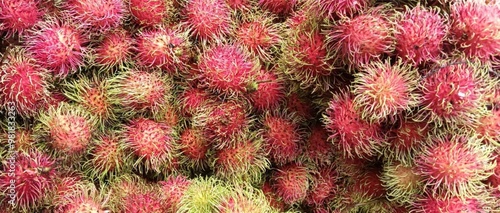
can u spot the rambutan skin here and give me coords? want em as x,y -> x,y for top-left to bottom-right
64,0 -> 125,33
185,0 -> 232,40
258,0 -> 297,15
245,68 -> 285,112
261,111 -> 303,164
316,0 -> 372,18
92,28 -> 135,70
272,163 -> 310,205
129,0 -> 174,27
159,175 -> 192,212
0,0 -> 44,37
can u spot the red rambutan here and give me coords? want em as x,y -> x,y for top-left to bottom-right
92,28 -> 135,70
258,0 -> 297,15
272,163 -> 310,205
411,194 -> 489,213
84,131 -> 128,180
245,68 -> 285,112
261,110 -> 303,164
383,118 -> 429,164
301,124 -> 336,166
185,0 -> 232,40
64,0 -> 125,33
305,167 -> 338,206
159,175 -> 192,212
178,127 -> 211,169
129,0 -> 175,27
316,0 -> 372,19
0,0 -> 44,37
179,87 -> 211,117
476,108 -> 500,146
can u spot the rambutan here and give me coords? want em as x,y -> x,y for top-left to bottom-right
178,177 -> 228,213
285,92 -> 314,119
351,169 -> 386,200
122,190 -> 165,213
212,133 -> 270,183
92,28 -> 135,70
394,4 -> 448,65
411,194 -> 490,213
0,48 -> 50,117
258,0 -> 297,15
383,117 -> 429,164
185,0 -> 231,40
305,167 -> 338,206
197,44 -> 259,97
63,0 -> 125,33
216,184 -> 273,213
84,131 -> 128,180
135,26 -> 192,73
261,110 -> 303,164
26,19 -> 86,78
178,127 -> 211,170
326,6 -> 394,70
52,180 -> 107,213
260,181 -> 286,212
476,108 -> 500,146
351,59 -> 420,123
226,0 -> 253,11
415,134 -> 495,199
381,161 -> 424,204
450,1 -> 500,61
272,163 -> 310,205
159,175 -> 192,212
245,68 -> 285,112
0,0 -> 44,37
129,0 -> 175,27
122,117 -> 178,174
316,0 -> 372,19
323,91 -> 385,158
301,124 -> 336,166
179,87 -> 211,117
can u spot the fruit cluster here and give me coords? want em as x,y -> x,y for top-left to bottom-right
0,0 -> 499,212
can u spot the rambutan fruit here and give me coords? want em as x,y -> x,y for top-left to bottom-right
92,28 -> 135,70
197,44 -> 259,97
315,0 -> 372,19
411,194 -> 491,213
216,184 -> 273,213
193,99 -> 251,148
179,87 -> 211,117
122,189 -> 165,213
351,59 -> 420,123
394,4 -> 448,65
107,68 -> 173,116
351,169 -> 386,200
226,0 -> 253,11
129,0 -> 175,27
285,91 -> 314,119
260,110 -> 303,165
301,124 -> 336,166
417,60 -> 494,128
63,0 -> 125,33
381,161 -> 424,204
272,163 -> 310,205
476,108 -> 500,146
450,1 -> 500,61
62,74 -> 115,129
486,152 -> 500,187
36,103 -> 97,156
260,181 -> 286,212
0,150 -> 56,212
233,13 -> 282,62
211,133 -> 270,183
0,0 -> 44,37
83,131 -> 129,181
52,179 -> 107,213
326,6 -> 394,71
135,26 -> 192,73
415,134 -> 495,199
159,175 -> 192,212
177,177 -> 229,213
122,117 -> 178,174
0,48 -> 50,117
323,91 -> 385,158
26,19 -> 86,78
0,127 -> 37,152
245,68 -> 285,112
305,167 -> 338,207
280,28 -> 334,93
178,127 -> 211,170
383,117 -> 429,164
185,0 -> 231,40
258,0 -> 297,15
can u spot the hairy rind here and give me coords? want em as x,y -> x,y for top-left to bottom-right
177,176 -> 229,213
381,161 -> 424,205
216,183 -> 274,213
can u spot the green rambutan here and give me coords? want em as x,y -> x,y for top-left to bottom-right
177,176 -> 229,213
216,184 -> 273,213
381,161 -> 424,204
261,110 -> 303,164
272,163 -> 310,205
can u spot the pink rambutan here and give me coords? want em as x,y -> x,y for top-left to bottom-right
129,0 -> 175,27
26,19 -> 86,78
123,117 -> 178,174
411,194 -> 488,213
261,110 -> 303,164
351,59 -> 420,123
394,4 -> 448,65
135,26 -> 192,73
327,7 -> 394,70
0,0 -> 44,37
261,181 -> 286,211
197,44 -> 259,97
245,68 -> 285,112
351,169 -> 386,200
93,28 -> 135,70
52,180 -> 107,213
0,150 -> 56,211
64,0 -> 125,33
226,0 -> 252,11
316,0 -> 372,19
323,91 -> 385,158
159,175 -> 192,212
84,132 -> 128,180
122,190 -> 165,213
383,118 -> 429,164
486,153 -> 500,187
415,135 -> 495,198
178,127 -> 211,169
306,167 -> 338,206
0,48 -> 50,117
381,161 -> 424,204
216,184 -> 273,212
272,163 -> 310,205
302,124 -> 336,166
285,92 -> 314,119
179,87 -> 211,117
185,0 -> 231,40
258,0 -> 297,15
476,108 -> 500,146
450,1 -> 500,61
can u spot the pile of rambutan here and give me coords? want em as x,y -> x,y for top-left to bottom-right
0,0 -> 499,212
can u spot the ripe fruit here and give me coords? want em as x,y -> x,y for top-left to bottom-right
129,0 -> 174,27
179,87 -> 211,117
64,0 -> 125,33
258,0 -> 297,15
159,175 -> 192,212
383,118 -> 429,164
178,177 -> 228,213
0,0 -> 44,37
261,111 -> 303,164
411,194 -> 489,213
305,167 -> 337,206
216,184 -> 273,212
272,163 -> 310,205
84,131 -> 128,180
475,108 -> 500,145
317,0 -> 371,18
245,68 -> 285,112
178,127 -> 211,170
92,28 -> 135,70
301,124 -> 335,166
381,161 -> 424,204
185,0 -> 231,40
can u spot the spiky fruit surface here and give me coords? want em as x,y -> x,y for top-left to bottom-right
0,49 -> 49,117
178,127 -> 210,169
384,118 -> 429,164
59,197 -> 105,213
281,29 -> 333,92
286,92 -> 313,119
352,59 -> 420,123
476,108 -> 500,145
323,91 -> 384,158
108,69 -> 171,115
53,180 -> 106,213
136,27 -> 192,73
216,184 -> 273,213
415,135 -> 495,199
84,132 -> 128,180
159,175 -> 192,212
37,103 -> 97,155
327,8 -> 394,70
123,117 -> 177,173
198,44 -> 258,96
351,169 -> 386,200
178,177 -> 228,213
122,190 -> 165,213
305,167 -> 337,206
0,0 -> 43,37
246,69 -> 285,112
381,161 -> 424,204
317,0 -> 371,18
226,0 -> 252,11
261,181 -> 286,211
26,20 -> 86,78
234,15 -> 281,62
394,4 -> 447,65
450,1 -> 500,61
258,0 -> 297,15
302,125 -> 335,166
411,195 -> 487,213
0,150 -> 56,211
64,0 -> 125,33
418,61 -> 493,127
93,29 -> 135,69
272,163 -> 310,205
212,134 -> 270,183
179,87 -> 211,117
185,0 -> 231,40
129,0 -> 174,27
261,111 -> 302,164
